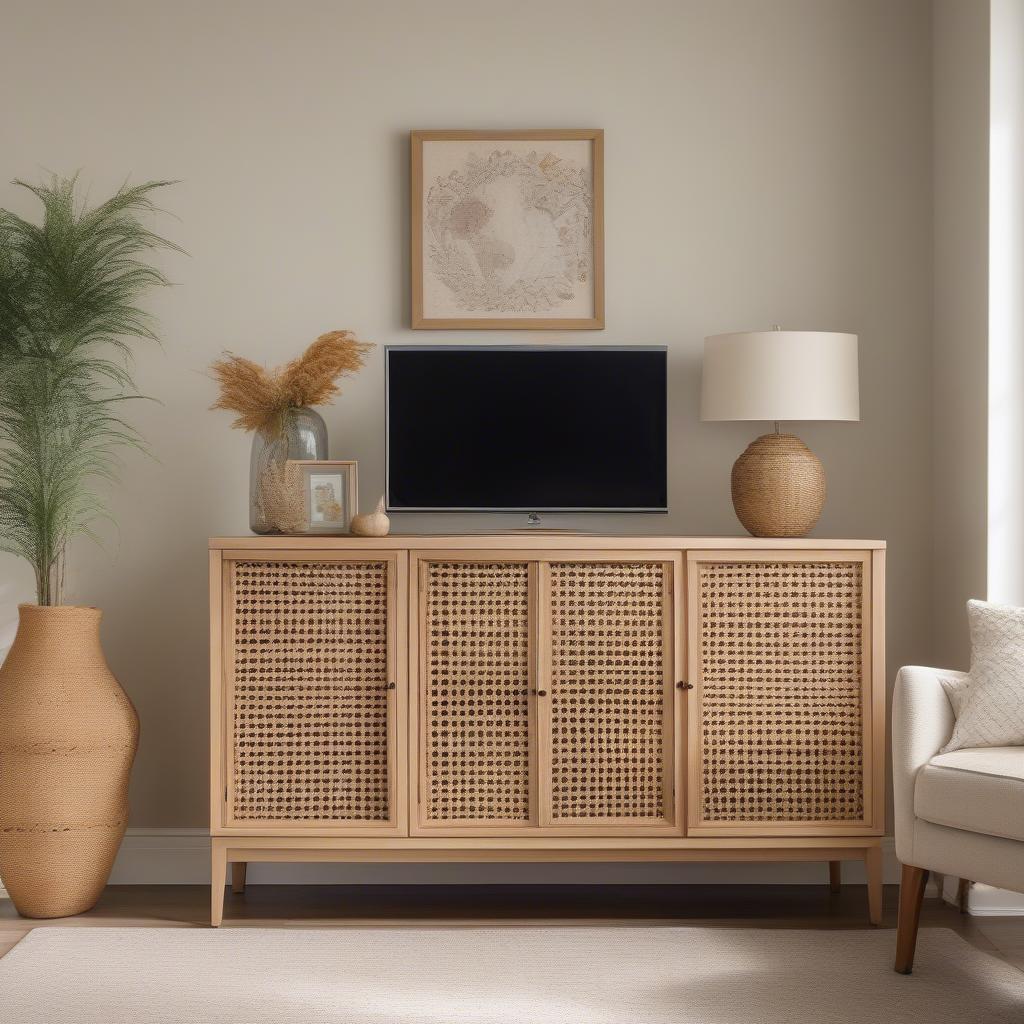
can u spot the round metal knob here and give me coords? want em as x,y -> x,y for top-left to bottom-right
676,681 -> 694,690
535,689 -> 547,697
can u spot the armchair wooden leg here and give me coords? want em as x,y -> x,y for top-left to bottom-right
231,862 -> 247,894
895,864 -> 929,974
828,860 -> 841,894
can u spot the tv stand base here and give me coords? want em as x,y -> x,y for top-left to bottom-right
210,836 -> 885,928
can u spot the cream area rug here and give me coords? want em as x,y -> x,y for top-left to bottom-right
0,926 -> 1021,1023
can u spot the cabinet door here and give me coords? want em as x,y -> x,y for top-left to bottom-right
687,551 -> 877,836
221,553 -> 405,834
417,558 -> 535,828
541,558 -> 679,830
412,551 -> 681,835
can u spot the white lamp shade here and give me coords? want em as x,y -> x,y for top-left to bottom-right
701,330 -> 859,422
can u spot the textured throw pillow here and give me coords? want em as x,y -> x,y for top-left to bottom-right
940,599 -> 1024,753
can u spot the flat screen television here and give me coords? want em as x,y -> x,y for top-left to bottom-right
386,346 -> 668,513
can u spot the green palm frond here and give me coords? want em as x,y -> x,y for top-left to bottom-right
0,175 -> 178,605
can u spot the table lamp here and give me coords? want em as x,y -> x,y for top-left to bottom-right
701,328 -> 859,537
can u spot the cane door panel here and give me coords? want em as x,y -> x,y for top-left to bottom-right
687,551 -> 874,836
417,558 -> 535,829
221,553 -> 406,835
542,559 -> 678,829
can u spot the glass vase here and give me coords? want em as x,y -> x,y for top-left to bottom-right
249,406 -> 328,534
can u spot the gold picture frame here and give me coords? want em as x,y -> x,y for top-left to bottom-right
287,460 -> 358,535
411,129 -> 605,330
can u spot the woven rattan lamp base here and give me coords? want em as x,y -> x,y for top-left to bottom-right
730,432 -> 825,537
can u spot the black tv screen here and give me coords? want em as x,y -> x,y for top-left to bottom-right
386,346 -> 667,512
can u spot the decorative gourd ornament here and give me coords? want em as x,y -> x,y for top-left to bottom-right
350,495 -> 391,537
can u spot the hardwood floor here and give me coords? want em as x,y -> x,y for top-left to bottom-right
1,884 -> 1022,972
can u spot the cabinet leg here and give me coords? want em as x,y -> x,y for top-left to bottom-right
895,864 -> 929,973
865,845 -> 883,926
211,844 -> 227,928
231,862 -> 247,894
828,860 -> 841,894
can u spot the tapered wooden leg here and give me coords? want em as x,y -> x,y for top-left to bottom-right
828,860 -> 841,894
956,877 -> 970,914
211,844 -> 227,928
231,862 -> 247,894
895,864 -> 929,973
865,845 -> 883,925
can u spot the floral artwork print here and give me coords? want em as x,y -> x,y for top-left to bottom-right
422,144 -> 594,317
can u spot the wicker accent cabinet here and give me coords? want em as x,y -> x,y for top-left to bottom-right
209,535 -> 885,926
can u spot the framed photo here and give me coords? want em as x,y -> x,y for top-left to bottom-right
411,129 -> 604,330
287,460 -> 358,534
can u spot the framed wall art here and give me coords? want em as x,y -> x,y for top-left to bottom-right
286,460 -> 358,534
411,129 -> 604,330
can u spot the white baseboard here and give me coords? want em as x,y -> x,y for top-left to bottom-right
941,876 -> 1024,916
98,829 -> 902,886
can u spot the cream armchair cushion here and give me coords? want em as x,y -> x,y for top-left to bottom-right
914,747 -> 1024,843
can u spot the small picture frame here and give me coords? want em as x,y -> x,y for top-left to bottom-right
288,460 -> 358,534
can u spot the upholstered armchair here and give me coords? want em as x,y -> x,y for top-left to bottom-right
892,666 -> 1024,973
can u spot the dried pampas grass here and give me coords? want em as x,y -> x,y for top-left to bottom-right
210,330 -> 373,436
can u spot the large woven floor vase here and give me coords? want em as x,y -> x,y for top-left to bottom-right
0,605 -> 139,918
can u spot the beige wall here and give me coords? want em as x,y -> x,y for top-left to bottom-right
2,0 -> 934,829
931,0 -> 989,670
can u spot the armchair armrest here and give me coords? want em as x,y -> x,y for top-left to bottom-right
892,665 -> 961,865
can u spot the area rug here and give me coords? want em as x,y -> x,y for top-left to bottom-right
0,926 -> 1020,1023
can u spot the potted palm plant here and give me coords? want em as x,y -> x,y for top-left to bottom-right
0,176 -> 177,918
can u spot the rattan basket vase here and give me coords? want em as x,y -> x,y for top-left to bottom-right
0,605 -> 139,918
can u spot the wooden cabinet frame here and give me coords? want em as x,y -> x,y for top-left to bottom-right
209,536 -> 886,928
407,550 -> 684,837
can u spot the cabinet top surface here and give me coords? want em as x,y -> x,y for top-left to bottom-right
210,534 -> 886,551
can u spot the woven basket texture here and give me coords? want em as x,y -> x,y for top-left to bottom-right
0,605 -> 138,918
423,561 -> 532,823
549,561 -> 668,821
731,433 -> 825,537
230,560 -> 390,823
696,560 -> 864,823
